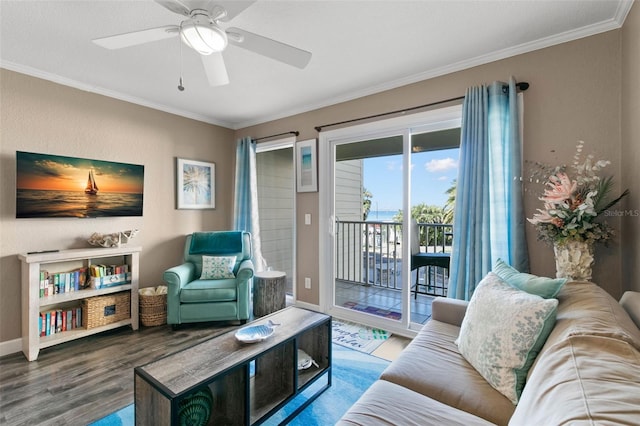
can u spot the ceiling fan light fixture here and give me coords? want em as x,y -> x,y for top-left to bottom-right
180,14 -> 227,55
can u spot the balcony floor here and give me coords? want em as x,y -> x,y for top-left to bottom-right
335,279 -> 437,324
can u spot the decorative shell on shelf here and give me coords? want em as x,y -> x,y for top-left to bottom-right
88,229 -> 139,248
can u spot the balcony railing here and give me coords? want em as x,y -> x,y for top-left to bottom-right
335,219 -> 452,296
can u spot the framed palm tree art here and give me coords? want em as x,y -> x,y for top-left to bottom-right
176,158 -> 215,209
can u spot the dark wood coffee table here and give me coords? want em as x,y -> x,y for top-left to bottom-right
134,307 -> 331,425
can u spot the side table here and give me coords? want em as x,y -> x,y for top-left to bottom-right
253,270 -> 286,317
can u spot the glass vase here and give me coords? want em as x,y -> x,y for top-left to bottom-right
553,240 -> 594,281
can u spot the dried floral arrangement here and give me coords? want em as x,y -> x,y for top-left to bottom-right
527,141 -> 628,246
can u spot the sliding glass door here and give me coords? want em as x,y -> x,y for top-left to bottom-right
332,132 -> 405,325
319,106 -> 461,333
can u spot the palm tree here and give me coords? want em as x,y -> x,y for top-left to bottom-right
362,187 -> 373,220
183,165 -> 211,204
443,179 -> 457,224
393,204 -> 446,247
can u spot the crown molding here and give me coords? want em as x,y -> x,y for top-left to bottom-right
235,8 -> 632,129
615,0 -> 636,23
0,61 -> 235,129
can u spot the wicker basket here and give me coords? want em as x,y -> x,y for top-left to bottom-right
82,291 -> 131,330
139,293 -> 167,326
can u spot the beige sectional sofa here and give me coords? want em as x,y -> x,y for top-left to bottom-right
338,281 -> 640,425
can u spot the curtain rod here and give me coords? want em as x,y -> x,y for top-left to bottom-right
252,131 -> 299,142
314,81 -> 529,132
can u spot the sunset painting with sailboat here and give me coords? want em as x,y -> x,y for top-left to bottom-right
16,151 -> 144,218
85,169 -> 99,195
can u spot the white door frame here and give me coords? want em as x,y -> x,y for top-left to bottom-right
256,136 -> 297,301
319,106 -> 462,336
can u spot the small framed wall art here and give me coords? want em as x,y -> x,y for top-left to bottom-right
176,158 -> 215,209
296,139 -> 318,192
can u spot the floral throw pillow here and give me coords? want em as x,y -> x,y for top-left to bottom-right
200,256 -> 236,279
456,272 -> 558,404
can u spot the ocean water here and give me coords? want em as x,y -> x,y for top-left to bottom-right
366,210 -> 400,222
16,189 -> 143,218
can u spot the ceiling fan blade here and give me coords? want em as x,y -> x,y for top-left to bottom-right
201,52 -> 230,86
156,0 -> 255,20
154,0 -> 191,17
93,26 -> 179,50
214,1 -> 257,21
226,27 -> 311,69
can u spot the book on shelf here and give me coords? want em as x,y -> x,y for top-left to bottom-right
56,309 -> 63,333
89,272 -> 132,289
39,268 -> 87,297
39,264 -> 132,298
39,271 -> 49,298
39,307 -> 83,336
89,264 -> 129,278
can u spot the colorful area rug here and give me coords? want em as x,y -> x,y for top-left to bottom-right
332,318 -> 391,354
90,344 -> 389,426
342,301 -> 402,321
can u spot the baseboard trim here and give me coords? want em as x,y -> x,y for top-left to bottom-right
293,300 -> 321,313
0,338 -> 22,358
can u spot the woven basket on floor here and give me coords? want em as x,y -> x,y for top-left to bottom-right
83,291 -> 131,329
139,293 -> 167,326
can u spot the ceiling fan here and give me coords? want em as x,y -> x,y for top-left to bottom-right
92,0 -> 312,87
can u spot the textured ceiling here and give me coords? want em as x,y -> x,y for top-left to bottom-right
0,0 -> 633,129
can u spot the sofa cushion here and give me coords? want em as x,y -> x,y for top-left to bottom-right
381,319 -> 514,425
180,279 -> 237,303
337,379 -> 496,426
510,334 -> 640,426
200,255 -> 236,279
180,302 -> 238,321
538,282 -> 640,357
456,272 -> 558,404
493,258 -> 566,298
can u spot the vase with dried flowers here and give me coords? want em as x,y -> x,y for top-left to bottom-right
527,141 -> 629,281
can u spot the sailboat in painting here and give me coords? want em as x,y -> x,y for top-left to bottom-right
85,169 -> 98,195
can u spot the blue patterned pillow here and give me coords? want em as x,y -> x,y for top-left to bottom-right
200,256 -> 236,279
493,258 -> 567,299
456,272 -> 558,404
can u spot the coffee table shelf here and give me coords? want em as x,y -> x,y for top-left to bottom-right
134,307 -> 331,425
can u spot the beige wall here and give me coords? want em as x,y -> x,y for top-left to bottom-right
239,29 -> 629,304
0,70 -> 235,343
622,3 -> 640,292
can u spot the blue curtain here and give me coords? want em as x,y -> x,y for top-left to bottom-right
234,137 -> 266,271
448,78 -> 529,300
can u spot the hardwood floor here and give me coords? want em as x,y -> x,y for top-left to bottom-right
0,322 -> 239,425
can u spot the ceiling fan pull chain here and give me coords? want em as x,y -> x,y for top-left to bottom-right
178,29 -> 185,91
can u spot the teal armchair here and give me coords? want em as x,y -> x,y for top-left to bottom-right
163,231 -> 254,326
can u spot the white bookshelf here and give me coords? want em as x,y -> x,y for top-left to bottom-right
19,246 -> 141,361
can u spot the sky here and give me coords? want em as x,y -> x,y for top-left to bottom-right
16,151 -> 144,193
363,148 -> 459,212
